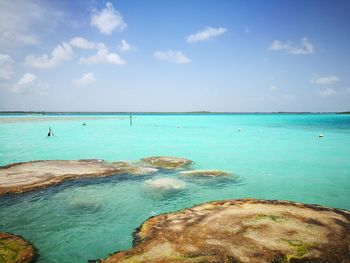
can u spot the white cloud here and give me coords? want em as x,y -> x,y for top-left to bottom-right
70,37 -> 105,50
154,50 -> 191,64
0,1 -> 42,48
310,75 -> 340,85
187,27 -> 227,43
25,42 -> 74,69
79,47 -> 125,65
318,88 -> 336,98
0,32 -> 38,48
0,54 -> 15,80
269,85 -> 278,91
269,37 -> 315,55
11,73 -> 48,94
73,72 -> 96,86
70,37 -> 125,65
0,1 -> 68,49
118,39 -> 135,52
91,2 -> 127,35
311,75 -> 339,98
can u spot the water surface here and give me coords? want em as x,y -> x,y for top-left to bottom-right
0,114 -> 349,262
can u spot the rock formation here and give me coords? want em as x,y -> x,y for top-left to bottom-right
141,156 -> 192,169
0,232 -> 36,263
0,159 -> 157,195
102,199 -> 350,263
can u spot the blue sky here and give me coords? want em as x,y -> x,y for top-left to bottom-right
0,0 -> 349,112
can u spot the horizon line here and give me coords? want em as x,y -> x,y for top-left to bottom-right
0,111 -> 349,114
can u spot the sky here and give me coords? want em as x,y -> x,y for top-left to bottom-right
0,0 -> 349,112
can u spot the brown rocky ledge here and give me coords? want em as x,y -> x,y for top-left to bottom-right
141,156 -> 192,169
0,159 -> 158,195
0,232 -> 36,263
102,199 -> 350,263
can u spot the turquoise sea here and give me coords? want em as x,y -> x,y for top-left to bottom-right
0,113 -> 349,262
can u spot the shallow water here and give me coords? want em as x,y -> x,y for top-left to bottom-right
0,114 -> 349,262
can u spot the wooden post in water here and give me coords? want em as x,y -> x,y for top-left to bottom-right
130,115 -> 133,126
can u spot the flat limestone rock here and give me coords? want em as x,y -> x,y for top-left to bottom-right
180,169 -> 231,177
0,160 -> 157,195
141,156 -> 192,169
0,232 -> 36,263
102,199 -> 350,263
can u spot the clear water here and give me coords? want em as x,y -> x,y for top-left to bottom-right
0,114 -> 349,262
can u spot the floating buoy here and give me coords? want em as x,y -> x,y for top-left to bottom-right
238,128 -> 242,132
319,134 -> 324,138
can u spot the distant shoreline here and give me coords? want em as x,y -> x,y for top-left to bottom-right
0,111 -> 349,115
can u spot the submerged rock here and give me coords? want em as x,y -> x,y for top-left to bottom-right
141,156 -> 192,169
67,199 -> 103,214
0,232 -> 36,263
180,169 -> 231,177
0,159 -> 157,195
112,161 -> 158,175
145,178 -> 186,191
101,199 -> 350,263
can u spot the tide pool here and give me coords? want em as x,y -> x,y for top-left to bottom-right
0,114 -> 349,262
